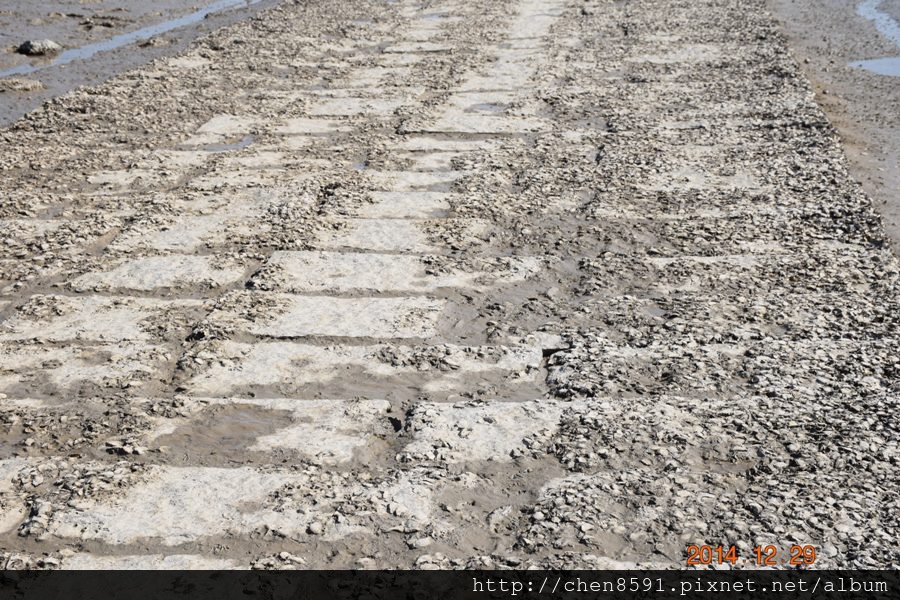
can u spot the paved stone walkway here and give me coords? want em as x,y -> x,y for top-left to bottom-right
0,0 -> 898,569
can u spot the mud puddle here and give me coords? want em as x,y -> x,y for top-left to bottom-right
0,0 -> 278,126
850,0 -> 900,75
851,55 -> 900,75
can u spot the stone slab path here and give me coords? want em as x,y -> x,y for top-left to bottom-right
0,0 -> 898,569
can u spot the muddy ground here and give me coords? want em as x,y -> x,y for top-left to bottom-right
0,0 -> 898,570
772,0 -> 900,251
0,0 -> 276,125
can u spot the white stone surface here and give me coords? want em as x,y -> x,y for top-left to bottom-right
110,204 -> 263,252
0,343 -> 168,391
152,150 -> 210,169
254,251 -> 466,293
424,111 -> 546,134
383,42 -> 452,53
215,294 -> 444,339
276,117 -> 351,134
255,251 -> 541,293
196,115 -> 258,135
359,192 -> 452,218
186,341 -> 543,395
183,115 -> 258,146
0,296 -> 202,343
47,467 -> 308,545
62,554 -> 243,570
308,97 -> 406,117
48,466 -> 433,545
367,170 -> 462,190
71,255 -> 246,292
403,152 -> 461,171
318,218 -> 435,253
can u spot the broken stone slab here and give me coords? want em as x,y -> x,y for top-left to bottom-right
165,54 -> 211,70
0,342 -> 170,394
367,170 -> 463,191
182,114 -> 258,146
253,251 -> 468,293
396,137 -> 502,153
70,255 -> 247,292
0,295 -> 205,343
61,554 -> 243,570
0,458 -> 29,534
307,97 -> 406,117
359,192 -> 453,218
382,41 -> 452,53
150,149 -> 211,169
402,152 -> 461,172
185,340 -> 542,397
275,117 -> 352,135
47,466 -> 435,545
109,206 -> 264,252
207,292 -> 444,339
316,218 -> 435,253
420,111 -> 547,134
251,251 -> 540,294
0,218 -> 66,242
445,90 -> 521,110
46,467 -> 319,546
505,0 -> 566,40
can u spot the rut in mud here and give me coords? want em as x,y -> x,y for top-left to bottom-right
0,0 -> 898,569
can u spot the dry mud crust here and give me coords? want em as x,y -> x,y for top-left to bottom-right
0,0 -> 899,571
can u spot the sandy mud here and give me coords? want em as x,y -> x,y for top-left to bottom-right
772,0 -> 900,251
0,0 -> 898,570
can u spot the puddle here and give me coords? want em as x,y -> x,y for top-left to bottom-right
470,102 -> 508,114
850,0 -> 900,76
850,55 -> 900,76
200,134 -> 255,153
0,0 -> 264,79
857,0 -> 900,46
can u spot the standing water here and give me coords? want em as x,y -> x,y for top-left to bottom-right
0,0 -> 263,79
851,0 -> 900,76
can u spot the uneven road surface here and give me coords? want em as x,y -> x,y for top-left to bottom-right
0,0 -> 898,569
